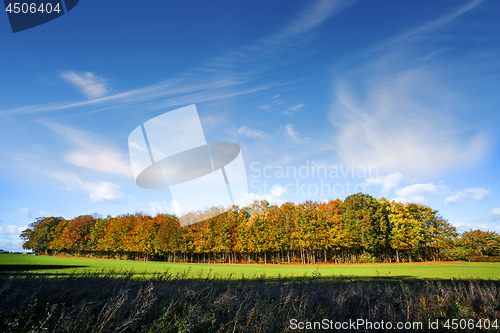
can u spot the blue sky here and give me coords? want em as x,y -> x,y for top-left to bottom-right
1,0 -> 499,251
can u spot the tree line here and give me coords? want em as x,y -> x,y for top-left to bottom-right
20,193 -> 500,264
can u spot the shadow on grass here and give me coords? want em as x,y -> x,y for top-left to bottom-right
234,273 -> 500,285
1,266 -> 499,283
0,264 -> 88,276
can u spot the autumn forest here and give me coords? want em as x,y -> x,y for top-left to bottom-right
20,193 -> 500,264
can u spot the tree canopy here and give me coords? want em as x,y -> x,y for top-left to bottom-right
20,194 -> 496,263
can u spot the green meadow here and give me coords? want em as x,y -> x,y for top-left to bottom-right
2,254 -> 500,280
3,254 -> 500,332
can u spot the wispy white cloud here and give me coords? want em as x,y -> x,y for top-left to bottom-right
385,0 -> 483,46
445,188 -> 491,205
202,114 -> 224,125
52,173 -> 124,202
290,104 -> 304,111
41,121 -> 131,177
364,171 -> 404,192
236,184 -> 285,207
65,150 -> 130,177
258,98 -> 285,113
60,71 -> 108,99
329,1 -> 489,176
225,125 -> 270,139
396,183 -> 438,198
0,225 -> 27,235
1,77 -> 282,117
452,221 -> 497,233
330,69 -> 489,175
284,124 -> 300,144
487,208 -> 500,222
283,104 -> 304,117
0,237 -> 25,252
267,0 -> 356,45
282,123 -> 310,145
393,183 -> 438,204
18,208 -> 31,218
149,200 -> 182,217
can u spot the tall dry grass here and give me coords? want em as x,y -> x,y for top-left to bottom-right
1,271 -> 499,332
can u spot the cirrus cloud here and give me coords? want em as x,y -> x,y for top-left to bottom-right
60,71 -> 108,99
41,121 -> 132,178
329,0 -> 490,177
445,188 -> 491,205
17,208 -> 31,218
52,173 -> 124,202
487,208 -> 500,222
393,183 -> 438,204
225,125 -> 270,139
364,171 -> 405,193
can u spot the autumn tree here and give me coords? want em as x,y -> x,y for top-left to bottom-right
459,230 -> 500,257
418,206 -> 456,261
60,215 -> 96,254
388,202 -> 424,262
21,216 -> 65,254
154,214 -> 180,260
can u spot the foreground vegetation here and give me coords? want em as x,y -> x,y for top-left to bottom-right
21,194 -> 500,265
2,256 -> 500,331
1,270 -> 499,332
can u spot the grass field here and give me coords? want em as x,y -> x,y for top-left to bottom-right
2,253 -> 500,280
2,254 -> 500,332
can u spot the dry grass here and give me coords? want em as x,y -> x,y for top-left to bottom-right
1,271 -> 499,332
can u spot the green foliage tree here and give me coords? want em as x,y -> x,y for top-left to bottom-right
21,216 -> 65,254
459,229 -> 500,257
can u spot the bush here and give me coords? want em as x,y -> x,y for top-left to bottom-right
442,247 -> 471,261
2,272 -> 499,332
471,256 -> 500,262
358,252 -> 378,263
